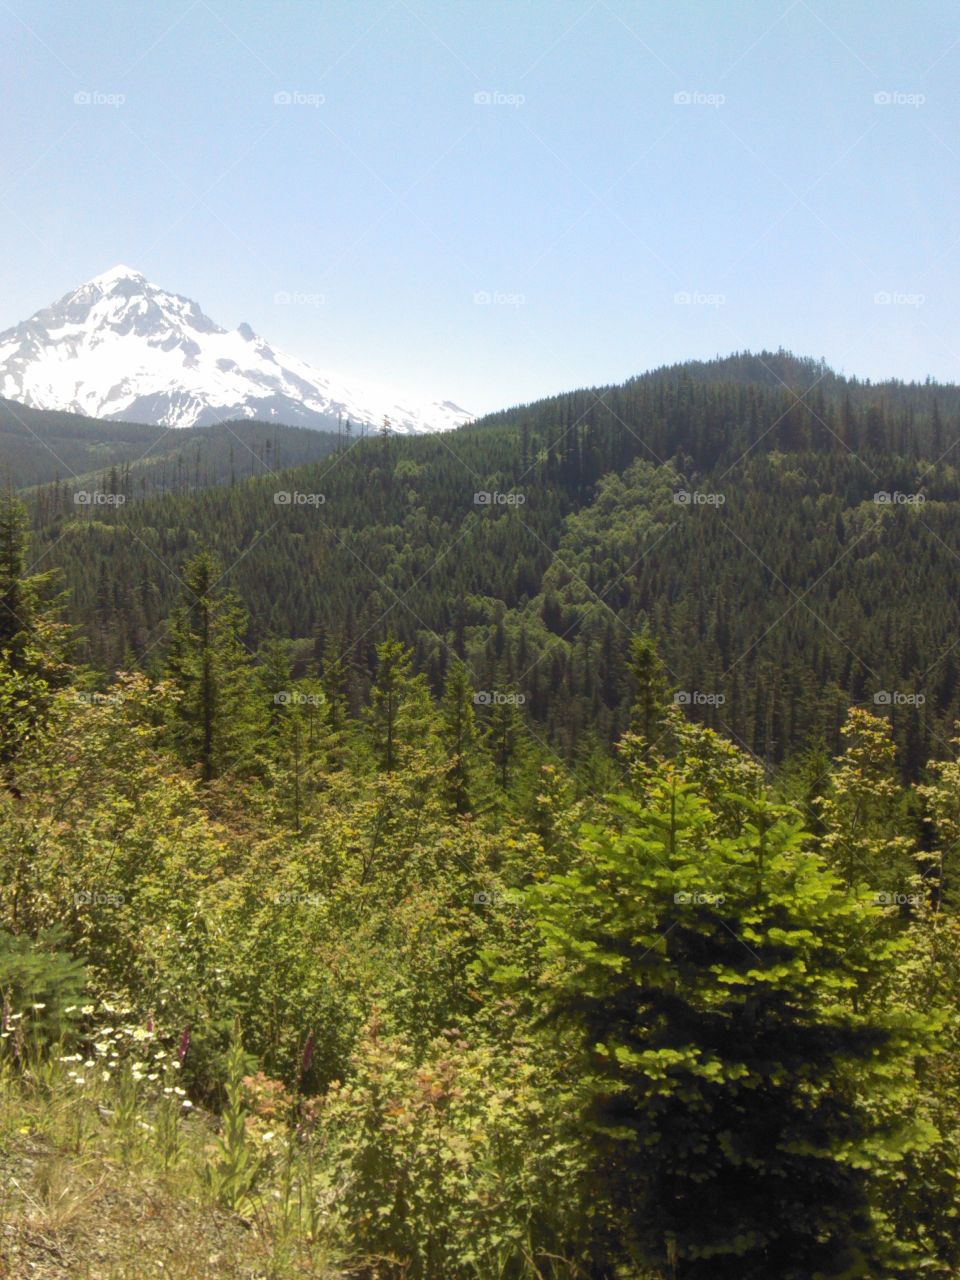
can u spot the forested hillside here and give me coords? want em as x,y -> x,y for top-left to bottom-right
1,467 -> 959,1276
0,397 -> 340,490
23,351 -> 960,775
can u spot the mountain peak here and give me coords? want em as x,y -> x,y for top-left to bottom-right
85,264 -> 149,291
0,270 -> 472,434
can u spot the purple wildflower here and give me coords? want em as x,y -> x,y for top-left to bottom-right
301,1030 -> 315,1080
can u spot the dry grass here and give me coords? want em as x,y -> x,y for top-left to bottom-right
0,1069 -> 342,1280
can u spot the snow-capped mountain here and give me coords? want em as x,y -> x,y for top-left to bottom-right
0,266 -> 472,434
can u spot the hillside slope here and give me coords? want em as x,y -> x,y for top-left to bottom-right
25,351 -> 960,772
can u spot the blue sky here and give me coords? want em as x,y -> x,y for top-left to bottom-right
2,0 -> 959,415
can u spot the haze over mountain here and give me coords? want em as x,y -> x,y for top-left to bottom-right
0,267 -> 472,434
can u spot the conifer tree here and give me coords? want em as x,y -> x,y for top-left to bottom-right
485,686 -> 523,793
320,634 -> 350,734
439,661 -> 483,814
164,551 -> 258,780
627,624 -> 672,756
367,638 -> 434,772
526,774 -> 933,1278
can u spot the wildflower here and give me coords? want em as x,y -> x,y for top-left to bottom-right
262,1130 -> 276,1142
31,1002 -> 46,1011
181,1100 -> 193,1109
176,1026 -> 190,1064
2,998 -> 10,1032
301,1030 -> 316,1080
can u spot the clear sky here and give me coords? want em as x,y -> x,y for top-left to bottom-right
2,0 -> 959,415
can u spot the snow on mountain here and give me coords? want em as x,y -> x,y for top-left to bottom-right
0,267 -> 473,434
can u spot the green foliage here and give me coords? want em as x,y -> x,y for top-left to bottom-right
164,550 -> 260,780
0,489 -> 72,767
0,927 -> 86,1050
525,775 -> 936,1278
627,624 -> 673,758
316,1020 -> 589,1278
203,1023 -> 265,1216
1,426 -> 959,1274
26,355 -> 960,775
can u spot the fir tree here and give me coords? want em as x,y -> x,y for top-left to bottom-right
526,775 -> 934,1278
164,551 -> 258,780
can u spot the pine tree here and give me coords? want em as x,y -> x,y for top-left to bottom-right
367,638 -> 434,772
526,774 -> 934,1278
164,551 -> 258,780
623,624 -> 673,765
439,661 -> 483,814
485,688 -> 523,792
320,634 -> 349,735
